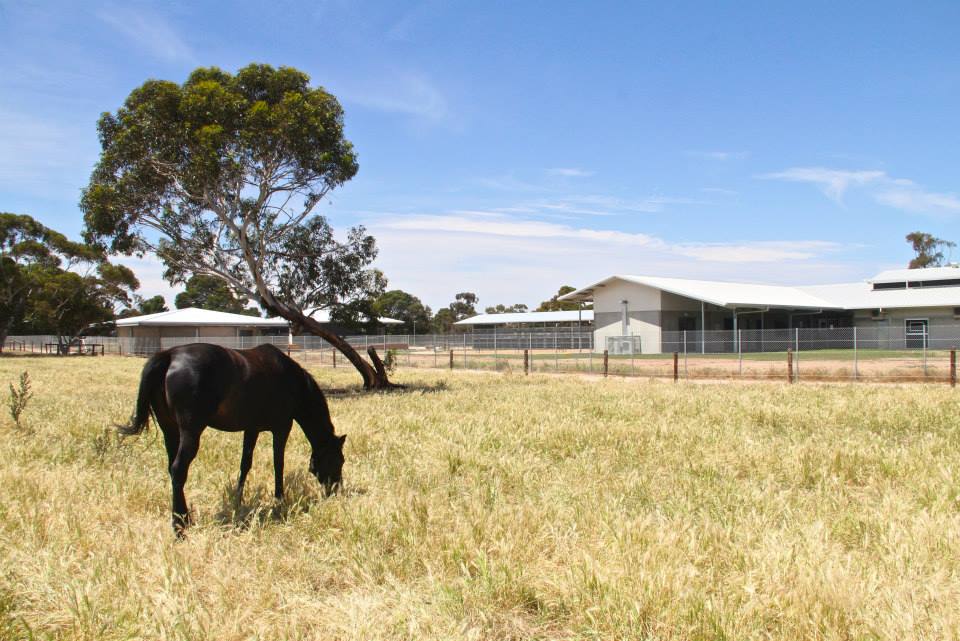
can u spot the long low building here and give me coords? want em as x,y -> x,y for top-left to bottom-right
560,267 -> 960,353
454,309 -> 594,329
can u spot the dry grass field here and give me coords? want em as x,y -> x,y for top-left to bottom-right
2,355 -> 960,640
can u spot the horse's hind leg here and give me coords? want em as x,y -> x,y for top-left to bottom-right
169,426 -> 204,536
236,430 -> 259,506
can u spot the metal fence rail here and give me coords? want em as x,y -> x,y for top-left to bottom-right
4,327 -> 960,384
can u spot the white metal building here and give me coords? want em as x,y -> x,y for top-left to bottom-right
560,267 -> 960,353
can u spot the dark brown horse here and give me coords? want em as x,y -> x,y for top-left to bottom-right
121,343 -> 345,534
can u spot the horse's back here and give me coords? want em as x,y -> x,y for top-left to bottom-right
160,343 -> 302,431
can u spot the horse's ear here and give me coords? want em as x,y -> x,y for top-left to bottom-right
338,434 -> 347,444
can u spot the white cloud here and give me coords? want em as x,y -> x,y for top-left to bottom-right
96,6 -> 194,63
874,188 -> 960,215
762,166 -> 960,216
759,167 -> 886,203
368,212 -> 847,309
546,168 -> 595,177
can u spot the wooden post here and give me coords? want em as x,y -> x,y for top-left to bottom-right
787,348 -> 794,384
449,349 -> 454,370
951,349 -> 956,388
524,349 -> 529,375
332,350 -> 336,368
673,351 -> 679,382
603,350 -> 609,377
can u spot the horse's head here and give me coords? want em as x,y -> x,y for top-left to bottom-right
309,434 -> 346,493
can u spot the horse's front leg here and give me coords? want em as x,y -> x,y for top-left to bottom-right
236,429 -> 259,507
170,427 -> 203,536
272,426 -> 291,500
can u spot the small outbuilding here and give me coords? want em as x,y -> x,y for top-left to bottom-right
115,307 -> 289,353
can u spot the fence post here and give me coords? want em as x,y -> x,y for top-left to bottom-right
853,327 -> 858,381
683,330 -> 688,379
673,351 -> 678,382
951,349 -> 956,388
449,349 -> 454,370
603,350 -> 609,377
787,348 -> 794,383
738,329 -> 742,377
524,349 -> 529,375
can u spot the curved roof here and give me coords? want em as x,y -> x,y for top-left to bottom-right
115,307 -> 288,327
559,268 -> 960,311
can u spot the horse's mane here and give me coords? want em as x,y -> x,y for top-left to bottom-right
297,363 -> 333,427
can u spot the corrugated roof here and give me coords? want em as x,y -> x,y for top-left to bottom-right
560,268 -> 960,311
560,275 -> 830,309
868,265 -> 960,283
115,307 -> 288,327
454,310 -> 594,325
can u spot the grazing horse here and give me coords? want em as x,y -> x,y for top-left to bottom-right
121,343 -> 345,534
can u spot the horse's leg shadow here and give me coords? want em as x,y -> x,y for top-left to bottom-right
214,471 -> 322,530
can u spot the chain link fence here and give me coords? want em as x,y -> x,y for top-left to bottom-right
5,326 -> 960,384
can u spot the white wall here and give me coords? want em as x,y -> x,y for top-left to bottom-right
592,280 -> 663,353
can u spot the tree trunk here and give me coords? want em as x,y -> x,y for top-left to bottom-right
264,302 -> 397,390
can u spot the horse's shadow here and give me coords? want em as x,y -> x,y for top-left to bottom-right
323,380 -> 450,399
213,471 -> 367,530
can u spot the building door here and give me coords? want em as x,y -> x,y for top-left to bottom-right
905,319 -> 928,349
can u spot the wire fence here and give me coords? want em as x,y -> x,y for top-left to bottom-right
4,327 -> 960,384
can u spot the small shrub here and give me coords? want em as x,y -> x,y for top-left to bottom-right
7,371 -> 32,430
384,348 -> 398,375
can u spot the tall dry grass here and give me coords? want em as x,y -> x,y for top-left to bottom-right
1,356 -> 959,640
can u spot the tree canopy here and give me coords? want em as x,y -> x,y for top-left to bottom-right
537,285 -> 589,311
175,274 -> 259,315
906,232 -> 955,269
485,303 -> 528,314
372,289 -> 431,332
1,213 -> 138,348
80,63 -> 393,387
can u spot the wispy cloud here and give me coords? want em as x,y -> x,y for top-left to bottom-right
874,187 -> 960,214
759,167 -> 885,203
377,212 -> 837,262
368,211 -> 848,308
686,150 -> 749,161
96,5 -> 194,63
546,168 -> 595,177
337,70 -> 450,122
762,166 -> 960,215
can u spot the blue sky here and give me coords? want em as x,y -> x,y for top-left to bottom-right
2,1 -> 959,311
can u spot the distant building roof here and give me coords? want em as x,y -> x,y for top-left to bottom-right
454,310 -> 594,326
867,265 -> 960,283
303,308 -> 404,325
559,268 -> 960,311
115,307 -> 288,327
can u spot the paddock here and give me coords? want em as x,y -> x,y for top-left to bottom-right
1,355 -> 959,639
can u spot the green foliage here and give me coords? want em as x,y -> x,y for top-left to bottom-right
485,303 -> 528,314
537,285 -> 590,311
175,274 -> 259,315
0,213 -> 139,345
138,295 -> 168,315
373,289 -> 432,332
906,232 -> 956,269
7,371 -> 32,430
383,348 -> 398,375
432,307 -> 457,334
79,63 -> 391,385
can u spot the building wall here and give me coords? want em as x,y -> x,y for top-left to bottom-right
593,280 -> 663,353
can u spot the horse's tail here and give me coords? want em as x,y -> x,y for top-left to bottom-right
119,350 -> 171,436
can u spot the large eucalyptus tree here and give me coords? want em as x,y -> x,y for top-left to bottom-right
81,64 -> 395,388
